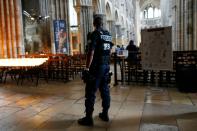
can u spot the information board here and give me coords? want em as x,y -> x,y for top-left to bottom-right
141,27 -> 173,71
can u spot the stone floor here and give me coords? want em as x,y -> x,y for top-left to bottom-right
0,76 -> 197,131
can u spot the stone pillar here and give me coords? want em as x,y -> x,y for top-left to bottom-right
10,0 -> 17,57
187,0 -> 193,50
177,0 -> 184,51
111,21 -> 116,44
107,20 -> 115,43
49,0 -> 70,54
75,5 -> 93,54
5,0 -> 12,58
39,0 -> 51,52
115,24 -> 121,45
65,0 -> 71,55
60,0 -> 65,19
0,0 -> 7,58
106,20 -> 113,33
50,0 -> 56,53
193,0 -> 197,50
0,3 -> 2,57
180,0 -> 184,51
176,0 -> 180,50
16,0 -> 25,56
121,27 -> 126,45
51,0 -> 56,19
56,0 -> 60,19
183,0 -> 189,50
170,0 -> 176,50
0,0 -> 24,58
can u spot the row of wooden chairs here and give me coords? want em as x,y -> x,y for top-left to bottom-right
116,52 -> 176,86
1,54 -> 87,86
120,51 -> 197,86
124,64 -> 176,85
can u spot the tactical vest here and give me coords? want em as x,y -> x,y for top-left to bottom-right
93,29 -> 112,65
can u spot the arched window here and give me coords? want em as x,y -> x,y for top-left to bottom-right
148,7 -> 154,18
154,8 -> 161,18
106,3 -> 111,20
141,4 -> 161,19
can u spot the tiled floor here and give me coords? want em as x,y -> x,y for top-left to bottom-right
0,76 -> 197,131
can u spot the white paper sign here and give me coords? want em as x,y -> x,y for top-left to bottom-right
141,27 -> 173,71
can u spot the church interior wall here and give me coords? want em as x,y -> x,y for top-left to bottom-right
0,0 -> 197,57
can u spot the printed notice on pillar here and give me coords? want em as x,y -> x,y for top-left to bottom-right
141,27 -> 173,71
53,20 -> 68,54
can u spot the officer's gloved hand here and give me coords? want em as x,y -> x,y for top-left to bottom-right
82,68 -> 96,83
82,68 -> 90,83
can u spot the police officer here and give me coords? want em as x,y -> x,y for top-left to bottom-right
78,16 -> 113,126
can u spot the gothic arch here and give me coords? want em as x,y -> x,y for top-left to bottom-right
106,2 -> 112,20
115,10 -> 120,24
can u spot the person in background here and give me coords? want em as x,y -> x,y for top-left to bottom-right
78,16 -> 113,126
126,40 -> 138,66
115,45 -> 121,65
115,45 -> 121,55
120,45 -> 125,50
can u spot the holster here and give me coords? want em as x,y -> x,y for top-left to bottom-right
106,72 -> 113,84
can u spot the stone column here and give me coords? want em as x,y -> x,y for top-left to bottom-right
187,0 -> 193,50
60,0 -> 65,19
5,0 -> 13,58
0,0 -> 24,58
56,0 -> 60,19
10,0 -> 17,57
121,27 -> 126,45
50,0 -> 56,53
49,0 -> 70,54
16,0 -> 25,56
183,0 -> 188,50
51,0 -> 56,19
193,0 -> 197,50
108,20 -> 115,34
180,0 -> 184,50
107,20 -> 115,43
171,6 -> 176,50
176,0 -> 180,50
0,0 -> 7,58
0,3 -> 1,58
39,0 -> 51,52
177,0 -> 184,51
75,5 -> 93,54
115,24 -> 121,45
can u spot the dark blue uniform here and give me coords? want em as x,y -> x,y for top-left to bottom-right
85,28 -> 113,116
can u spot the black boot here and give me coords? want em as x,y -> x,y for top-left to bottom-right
99,112 -> 109,122
78,116 -> 93,126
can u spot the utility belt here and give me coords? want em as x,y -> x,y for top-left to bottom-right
82,70 -> 112,84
